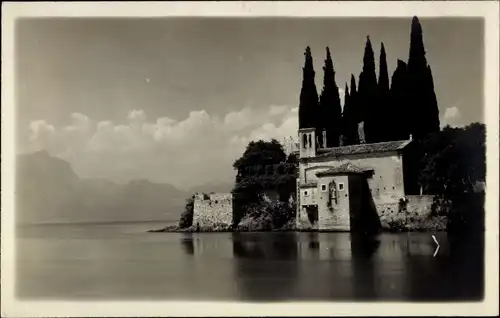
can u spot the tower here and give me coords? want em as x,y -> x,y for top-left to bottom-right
299,128 -> 317,159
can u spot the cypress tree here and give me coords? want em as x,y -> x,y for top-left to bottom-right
378,43 -> 390,93
357,36 -> 379,143
426,65 -> 440,131
407,16 -> 440,139
377,42 -> 390,141
298,46 -> 319,131
389,59 -> 411,140
319,47 -> 342,147
342,75 -> 360,145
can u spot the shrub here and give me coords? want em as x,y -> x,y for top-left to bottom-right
179,195 -> 195,228
387,219 -> 407,232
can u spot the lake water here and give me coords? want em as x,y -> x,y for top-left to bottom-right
16,222 -> 483,301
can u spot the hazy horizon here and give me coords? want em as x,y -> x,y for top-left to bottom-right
16,17 -> 484,190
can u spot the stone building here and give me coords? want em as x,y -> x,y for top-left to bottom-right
296,127 -> 423,231
193,193 -> 233,228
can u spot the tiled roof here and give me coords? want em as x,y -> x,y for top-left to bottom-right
299,182 -> 318,188
315,140 -> 411,158
315,163 -> 372,176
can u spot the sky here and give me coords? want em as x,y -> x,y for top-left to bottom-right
16,17 -> 484,190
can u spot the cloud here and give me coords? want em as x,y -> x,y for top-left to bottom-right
441,106 -> 461,128
26,105 -> 299,189
127,109 -> 147,122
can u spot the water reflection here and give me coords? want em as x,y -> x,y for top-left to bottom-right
351,233 -> 381,300
231,232 -> 299,301
307,232 -> 320,250
180,233 -> 194,255
178,231 -> 483,301
17,223 -> 483,301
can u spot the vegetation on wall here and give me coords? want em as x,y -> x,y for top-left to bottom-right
232,139 -> 298,228
178,195 -> 195,229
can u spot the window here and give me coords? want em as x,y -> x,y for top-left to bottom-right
321,184 -> 327,192
338,183 -> 344,191
303,190 -> 309,196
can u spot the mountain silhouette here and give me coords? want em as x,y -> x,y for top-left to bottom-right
16,150 -> 189,224
188,181 -> 234,194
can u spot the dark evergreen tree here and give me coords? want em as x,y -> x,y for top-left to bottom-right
378,43 -> 390,93
389,59 -> 411,140
357,36 -> 379,143
298,46 -> 320,130
341,75 -> 360,145
319,47 -> 342,147
425,65 -> 440,132
407,16 -> 440,139
377,42 -> 391,141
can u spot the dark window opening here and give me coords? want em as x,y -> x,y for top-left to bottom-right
303,134 -> 308,148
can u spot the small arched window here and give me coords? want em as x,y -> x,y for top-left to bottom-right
303,134 -> 308,149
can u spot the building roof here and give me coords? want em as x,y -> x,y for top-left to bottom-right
315,163 -> 373,177
299,182 -> 318,188
315,140 -> 411,158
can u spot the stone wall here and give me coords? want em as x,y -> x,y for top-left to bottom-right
377,195 -> 447,231
297,191 -> 447,231
193,193 -> 233,228
300,151 -> 406,199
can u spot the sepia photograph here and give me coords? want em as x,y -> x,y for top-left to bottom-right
1,2 -> 499,317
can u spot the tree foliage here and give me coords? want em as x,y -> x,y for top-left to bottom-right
298,46 -> 320,130
357,36 -> 379,143
178,195 -> 195,228
319,47 -> 342,147
389,59 -> 411,141
407,16 -> 440,139
418,123 -> 485,195
296,16 -> 441,145
341,75 -> 360,145
232,139 -> 297,225
377,42 -> 391,142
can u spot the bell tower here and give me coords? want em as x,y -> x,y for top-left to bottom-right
299,128 -> 317,159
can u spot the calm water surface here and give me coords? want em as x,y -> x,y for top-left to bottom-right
16,222 -> 483,301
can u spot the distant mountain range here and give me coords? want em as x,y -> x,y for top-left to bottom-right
188,182 -> 234,195
15,151 -> 233,225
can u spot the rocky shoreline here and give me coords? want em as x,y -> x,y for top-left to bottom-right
147,223 -> 448,233
148,222 -> 298,233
